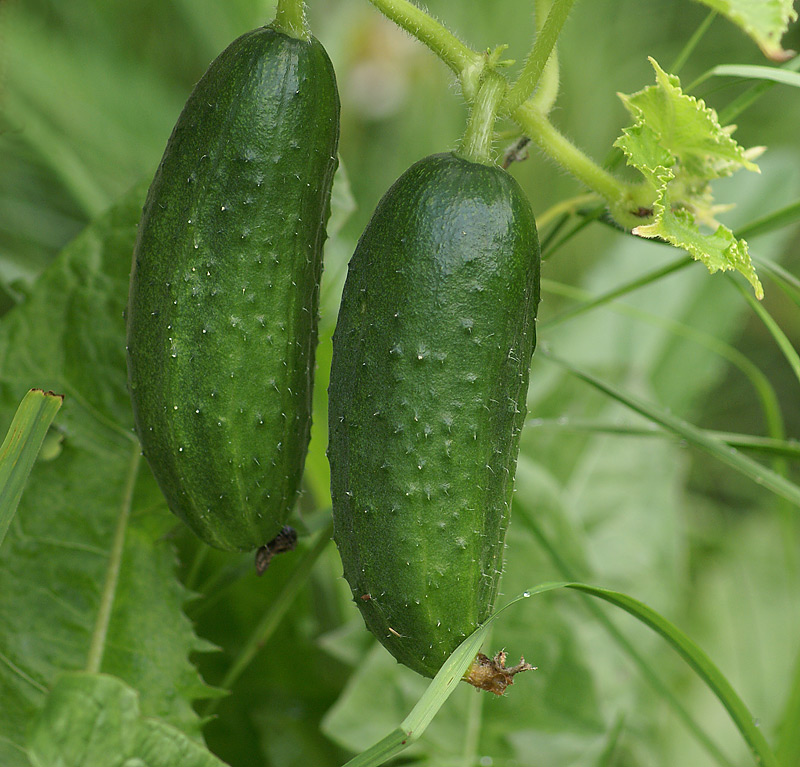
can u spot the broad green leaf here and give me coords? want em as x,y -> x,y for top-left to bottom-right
695,0 -> 798,61
28,672 -> 226,767
615,58 -> 763,298
0,389 -> 63,547
634,186 -> 762,300
0,183 -> 217,766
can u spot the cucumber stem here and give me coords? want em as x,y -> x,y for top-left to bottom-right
512,101 -> 654,226
504,0 -> 576,112
273,0 -> 311,41
456,70 -> 507,165
365,0 -> 482,85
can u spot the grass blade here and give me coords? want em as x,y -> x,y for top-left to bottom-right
347,577 -> 778,767
515,497 -> 736,767
669,10 -> 717,74
542,350 -> 800,508
738,199 -> 800,240
0,388 -> 63,548
708,64 -> 800,88
776,651 -> 800,766
342,583 -> 567,767
341,572 -> 778,767
691,56 -> 800,123
527,417 -> 800,459
757,257 -> 800,307
730,278 -> 800,390
560,583 -> 780,767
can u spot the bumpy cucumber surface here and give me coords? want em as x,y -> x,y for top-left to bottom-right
329,152 -> 540,678
127,26 -> 339,552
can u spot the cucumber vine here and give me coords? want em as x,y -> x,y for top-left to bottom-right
361,0 -> 793,297
273,0 -> 311,40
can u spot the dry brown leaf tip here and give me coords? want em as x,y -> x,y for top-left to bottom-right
463,650 -> 535,695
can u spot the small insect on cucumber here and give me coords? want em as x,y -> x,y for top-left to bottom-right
328,152 -> 540,692
126,25 -> 339,563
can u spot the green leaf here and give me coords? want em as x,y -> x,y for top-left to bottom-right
28,672 -> 226,767
695,0 -> 798,61
0,389 -> 63,547
0,183 -> 217,766
619,61 -> 758,178
615,58 -> 763,298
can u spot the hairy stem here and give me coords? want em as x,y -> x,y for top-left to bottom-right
513,101 -> 650,223
273,0 -> 310,41
504,0 -> 577,112
366,0 -> 650,228
365,0 -> 482,87
86,443 -> 141,674
456,70 -> 507,164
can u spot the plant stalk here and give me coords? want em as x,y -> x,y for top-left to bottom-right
364,0 -> 482,85
504,0 -> 577,112
513,101 -> 649,223
273,0 -> 310,41
456,70 -> 507,165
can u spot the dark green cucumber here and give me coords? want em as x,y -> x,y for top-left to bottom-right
329,152 -> 540,679
126,26 -> 339,552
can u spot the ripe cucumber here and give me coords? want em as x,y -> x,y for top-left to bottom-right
329,152 -> 540,681
126,26 -> 339,553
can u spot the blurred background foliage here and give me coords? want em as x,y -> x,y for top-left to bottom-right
2,0 -> 799,765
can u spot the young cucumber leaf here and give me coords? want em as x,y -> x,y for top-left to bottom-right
616,58 -> 764,298
695,0 -> 798,61
28,672 -> 226,767
0,389 -> 62,547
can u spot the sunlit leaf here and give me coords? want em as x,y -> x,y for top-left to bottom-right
29,673 -> 226,767
695,0 -> 798,61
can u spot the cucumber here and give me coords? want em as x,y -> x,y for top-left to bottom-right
126,26 -> 339,553
328,152 -> 540,682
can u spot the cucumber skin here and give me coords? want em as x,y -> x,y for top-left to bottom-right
329,153 -> 540,677
126,27 -> 339,551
